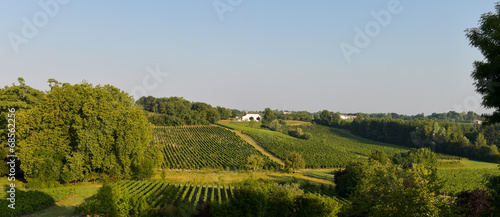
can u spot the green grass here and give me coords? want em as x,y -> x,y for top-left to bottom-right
301,169 -> 338,180
227,120 -> 263,128
440,160 -> 498,169
0,181 -> 101,217
23,185 -> 100,217
153,169 -> 334,186
284,120 -> 312,125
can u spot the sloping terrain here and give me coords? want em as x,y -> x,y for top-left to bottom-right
152,126 -> 278,169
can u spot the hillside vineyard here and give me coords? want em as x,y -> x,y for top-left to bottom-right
151,126 -> 274,169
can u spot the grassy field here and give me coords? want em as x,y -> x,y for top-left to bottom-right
224,120 -> 262,128
0,180 -> 101,217
22,185 -> 100,217
439,159 -> 498,169
152,169 -> 334,187
285,120 -> 312,125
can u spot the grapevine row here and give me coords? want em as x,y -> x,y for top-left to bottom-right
151,126 -> 277,169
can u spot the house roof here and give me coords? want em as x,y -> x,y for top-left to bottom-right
246,112 -> 260,115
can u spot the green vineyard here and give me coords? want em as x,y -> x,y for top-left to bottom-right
219,122 -> 364,168
218,122 -> 462,168
438,168 -> 500,196
119,180 -> 231,208
152,126 -> 275,169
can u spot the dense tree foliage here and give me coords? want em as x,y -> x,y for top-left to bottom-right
455,189 -> 493,217
338,149 -> 454,217
285,152 -> 306,173
211,179 -> 341,217
288,128 -> 312,140
246,155 -> 265,174
348,118 -> 500,162
466,2 -> 500,124
136,96 -> 231,126
0,189 -> 55,217
76,183 -> 131,217
262,108 -> 277,126
369,150 -> 389,165
348,111 -> 484,122
17,81 -> 158,183
333,161 -> 369,198
0,78 -> 45,177
485,175 -> 500,216
282,111 -> 313,122
269,119 -> 286,132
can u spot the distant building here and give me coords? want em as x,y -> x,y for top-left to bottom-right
473,119 -> 483,125
240,112 -> 262,121
340,114 -> 357,120
283,111 -> 292,115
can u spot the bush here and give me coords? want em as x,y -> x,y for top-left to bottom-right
288,128 -> 312,140
301,132 -> 312,140
294,193 -> 341,217
25,180 -> 62,189
285,152 -> 306,173
455,189 -> 493,217
0,189 -> 55,217
211,178 -> 342,217
76,184 -> 131,217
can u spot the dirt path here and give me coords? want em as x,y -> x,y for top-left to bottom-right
232,130 -> 285,167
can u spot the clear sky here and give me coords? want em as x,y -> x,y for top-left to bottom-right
0,1 -> 497,115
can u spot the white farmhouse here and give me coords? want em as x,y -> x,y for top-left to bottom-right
240,112 -> 262,121
339,114 -> 357,120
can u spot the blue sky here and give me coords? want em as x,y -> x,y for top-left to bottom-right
0,1 -> 496,115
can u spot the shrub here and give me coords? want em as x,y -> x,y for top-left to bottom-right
455,189 -> 493,217
294,193 -> 341,217
76,183 -> 131,217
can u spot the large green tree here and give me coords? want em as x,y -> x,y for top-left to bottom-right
246,154 -> 264,175
319,110 -> 331,126
340,149 -> 453,216
262,108 -> 276,126
18,81 -> 158,183
466,2 -> 500,124
0,78 -> 45,177
284,152 -> 305,173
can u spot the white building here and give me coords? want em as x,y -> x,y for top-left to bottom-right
240,112 -> 262,121
340,114 -> 357,120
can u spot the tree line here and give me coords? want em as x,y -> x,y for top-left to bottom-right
314,109 -> 500,162
346,111 -> 483,123
136,96 -> 233,126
